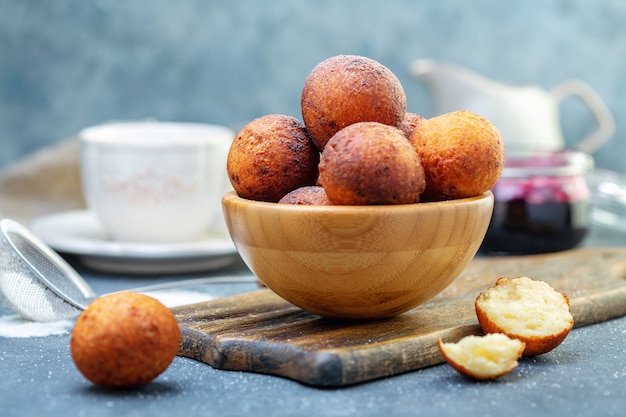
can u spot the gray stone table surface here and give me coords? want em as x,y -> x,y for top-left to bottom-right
1,226 -> 626,417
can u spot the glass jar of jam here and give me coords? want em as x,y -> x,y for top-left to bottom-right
479,150 -> 594,255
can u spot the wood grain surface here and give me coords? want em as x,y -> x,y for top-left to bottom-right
172,247 -> 626,387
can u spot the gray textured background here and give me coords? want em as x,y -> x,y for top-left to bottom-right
1,0 -> 625,172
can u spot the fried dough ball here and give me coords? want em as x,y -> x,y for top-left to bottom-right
301,55 -> 407,151
70,292 -> 180,388
475,277 -> 574,356
399,112 -> 425,138
409,110 -> 504,200
438,333 -> 525,380
319,122 -> 426,205
227,114 -> 319,202
278,186 -> 331,205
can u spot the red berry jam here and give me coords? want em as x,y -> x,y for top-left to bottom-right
479,151 -> 593,255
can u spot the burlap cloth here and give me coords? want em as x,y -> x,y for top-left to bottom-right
0,139 -> 86,225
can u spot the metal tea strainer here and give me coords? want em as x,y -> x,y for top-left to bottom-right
0,218 -> 254,322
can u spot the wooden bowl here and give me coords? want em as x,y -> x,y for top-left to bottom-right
222,191 -> 494,320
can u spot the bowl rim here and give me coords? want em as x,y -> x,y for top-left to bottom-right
222,190 -> 494,212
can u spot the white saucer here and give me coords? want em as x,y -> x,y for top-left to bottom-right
29,210 -> 239,275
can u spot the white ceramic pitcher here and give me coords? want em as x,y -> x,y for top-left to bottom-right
410,58 -> 615,154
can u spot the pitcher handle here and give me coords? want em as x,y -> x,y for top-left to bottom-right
550,80 -> 615,154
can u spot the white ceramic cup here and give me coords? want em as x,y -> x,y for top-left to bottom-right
78,121 -> 234,242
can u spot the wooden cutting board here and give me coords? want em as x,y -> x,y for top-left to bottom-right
172,247 -> 626,387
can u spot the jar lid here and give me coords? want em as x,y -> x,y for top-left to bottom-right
501,150 -> 594,178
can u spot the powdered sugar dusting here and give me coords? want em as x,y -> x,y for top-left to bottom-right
0,315 -> 73,338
